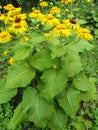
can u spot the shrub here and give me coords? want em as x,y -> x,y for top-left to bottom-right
0,1 -> 97,130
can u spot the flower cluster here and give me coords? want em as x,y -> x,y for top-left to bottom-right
0,2 -> 93,44
61,0 -> 75,4
0,4 -> 28,44
0,1 -> 94,66
60,0 -> 92,4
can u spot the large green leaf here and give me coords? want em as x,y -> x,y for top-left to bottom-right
5,63 -> 35,88
23,87 -> 54,127
48,108 -> 67,130
29,32 -> 45,44
30,49 -> 58,70
57,87 -> 80,118
79,78 -> 97,101
61,52 -> 83,78
50,44 -> 67,58
8,103 -> 28,130
67,39 -> 94,53
41,69 -> 67,100
73,72 -> 90,91
0,79 -> 17,104
14,44 -> 32,61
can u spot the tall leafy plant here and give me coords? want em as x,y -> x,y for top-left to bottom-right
0,1 -> 97,129
0,30 -> 96,130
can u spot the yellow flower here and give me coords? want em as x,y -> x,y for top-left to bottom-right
76,28 -> 93,40
23,36 -> 29,41
8,21 -> 28,34
42,14 -> 60,26
50,7 -> 60,15
0,31 -> 12,43
29,10 -> 45,21
50,2 -> 53,5
7,7 -> 22,16
53,65 -> 57,69
61,0 -> 74,4
3,15 -> 12,24
13,7 -> 22,15
4,4 -> 15,11
7,10 -> 14,17
44,33 -> 51,38
65,8 -> 69,12
9,57 -> 15,65
0,14 -> 6,21
63,19 -> 80,29
52,24 -> 71,36
4,50 -> 9,56
39,1 -> 48,7
7,8 -> 23,17
87,0 -> 91,2
12,14 -> 26,23
32,7 -> 36,11
0,5 -> 2,9
29,10 -> 44,19
44,33 -> 54,41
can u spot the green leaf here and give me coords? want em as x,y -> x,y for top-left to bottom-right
8,103 -> 28,130
14,44 -> 32,61
47,36 -> 60,46
30,49 -> 57,70
94,17 -> 98,22
48,108 -> 67,130
95,23 -> 98,27
76,19 -> 87,25
73,72 -> 90,91
68,14 -> 74,18
61,52 -> 83,78
67,39 -> 94,52
5,63 -> 35,88
29,32 -> 45,44
43,25 -> 53,31
57,88 -> 80,118
79,78 -> 97,101
50,44 -> 67,58
23,87 -> 53,127
0,79 -> 17,104
41,69 -> 67,100
94,29 -> 98,37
